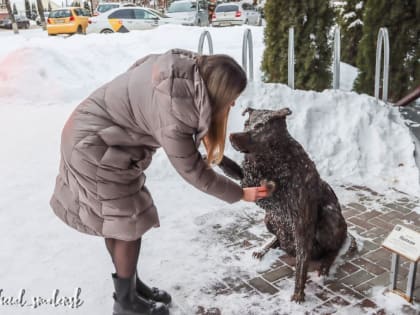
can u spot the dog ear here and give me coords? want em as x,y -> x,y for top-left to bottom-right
267,108 -> 291,125
268,108 -> 292,122
242,107 -> 255,117
275,108 -> 292,117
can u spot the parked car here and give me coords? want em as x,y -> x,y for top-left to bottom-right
87,7 -> 176,33
47,7 -> 89,35
166,0 -> 208,26
93,2 -> 135,16
212,1 -> 261,27
36,12 -> 50,26
0,15 -> 30,29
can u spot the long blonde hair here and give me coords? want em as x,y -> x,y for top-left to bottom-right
196,54 -> 247,165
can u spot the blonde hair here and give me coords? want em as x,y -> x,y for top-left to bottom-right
196,54 -> 247,165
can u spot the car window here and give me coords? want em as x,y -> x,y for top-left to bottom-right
148,9 -> 169,18
49,9 -> 72,18
167,2 -> 196,13
215,5 -> 239,12
81,9 -> 91,16
97,4 -> 120,13
143,10 -> 158,19
134,9 -> 145,19
109,9 -> 134,19
73,8 -> 84,16
242,3 -> 252,10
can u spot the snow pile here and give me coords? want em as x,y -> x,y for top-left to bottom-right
0,25 -> 265,104
0,26 -> 416,195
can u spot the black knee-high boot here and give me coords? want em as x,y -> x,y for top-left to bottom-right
135,269 -> 172,305
112,273 -> 169,315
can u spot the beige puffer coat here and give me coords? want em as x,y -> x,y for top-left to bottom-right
50,49 -> 244,241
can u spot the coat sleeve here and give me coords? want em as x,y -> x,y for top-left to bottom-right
159,123 -> 244,204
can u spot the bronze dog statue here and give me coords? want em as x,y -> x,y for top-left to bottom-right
218,107 -> 349,303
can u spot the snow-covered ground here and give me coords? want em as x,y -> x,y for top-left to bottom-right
0,26 -> 418,314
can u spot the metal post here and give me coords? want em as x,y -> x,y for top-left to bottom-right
196,0 -> 199,26
333,26 -> 341,90
406,262 -> 417,302
242,28 -> 254,82
390,252 -> 399,290
374,27 -> 390,101
197,30 -> 213,55
288,27 -> 295,89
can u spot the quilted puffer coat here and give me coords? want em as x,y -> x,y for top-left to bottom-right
50,49 -> 244,241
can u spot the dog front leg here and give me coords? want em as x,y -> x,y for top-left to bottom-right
291,220 -> 314,303
217,155 -> 244,180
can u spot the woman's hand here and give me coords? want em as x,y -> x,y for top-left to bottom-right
242,186 -> 269,202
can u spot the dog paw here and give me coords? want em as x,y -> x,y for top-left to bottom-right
252,251 -> 265,260
290,292 -> 305,303
318,263 -> 331,277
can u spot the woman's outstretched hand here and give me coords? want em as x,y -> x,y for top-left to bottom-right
242,186 -> 269,202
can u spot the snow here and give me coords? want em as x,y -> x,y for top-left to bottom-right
343,11 -> 356,20
348,18 -> 363,28
0,25 -> 418,314
356,2 -> 364,10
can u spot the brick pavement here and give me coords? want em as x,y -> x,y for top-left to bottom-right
196,186 -> 420,315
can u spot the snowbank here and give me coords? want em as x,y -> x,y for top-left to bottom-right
0,25 -> 417,195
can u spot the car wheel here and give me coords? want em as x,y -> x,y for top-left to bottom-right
26,22 -> 30,29
100,29 -> 114,34
77,25 -> 83,34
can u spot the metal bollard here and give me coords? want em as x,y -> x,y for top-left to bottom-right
374,27 -> 390,101
197,30 -> 214,55
333,26 -> 341,90
242,29 -> 254,81
288,27 -> 295,89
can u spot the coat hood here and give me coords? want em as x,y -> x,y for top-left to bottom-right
151,49 -> 212,147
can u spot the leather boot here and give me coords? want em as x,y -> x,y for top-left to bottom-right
112,273 -> 169,315
135,270 -> 172,305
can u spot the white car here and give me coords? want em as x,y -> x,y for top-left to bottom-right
166,0 -> 209,26
93,2 -> 135,16
212,1 -> 261,27
87,7 -> 178,33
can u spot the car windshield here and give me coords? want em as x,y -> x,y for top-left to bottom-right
216,5 -> 238,12
167,2 -> 197,13
97,4 -> 119,13
49,10 -> 72,18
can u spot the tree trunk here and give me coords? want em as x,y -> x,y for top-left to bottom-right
36,0 -> 46,31
5,0 -> 18,34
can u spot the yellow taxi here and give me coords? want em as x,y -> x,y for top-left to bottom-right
47,7 -> 89,36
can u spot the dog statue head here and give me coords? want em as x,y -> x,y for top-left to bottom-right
229,107 -> 292,154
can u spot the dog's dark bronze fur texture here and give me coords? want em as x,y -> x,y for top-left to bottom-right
219,107 -> 348,303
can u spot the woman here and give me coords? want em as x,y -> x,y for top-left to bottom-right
50,48 -> 268,315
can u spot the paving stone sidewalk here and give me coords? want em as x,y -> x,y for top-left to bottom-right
196,185 -> 420,315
